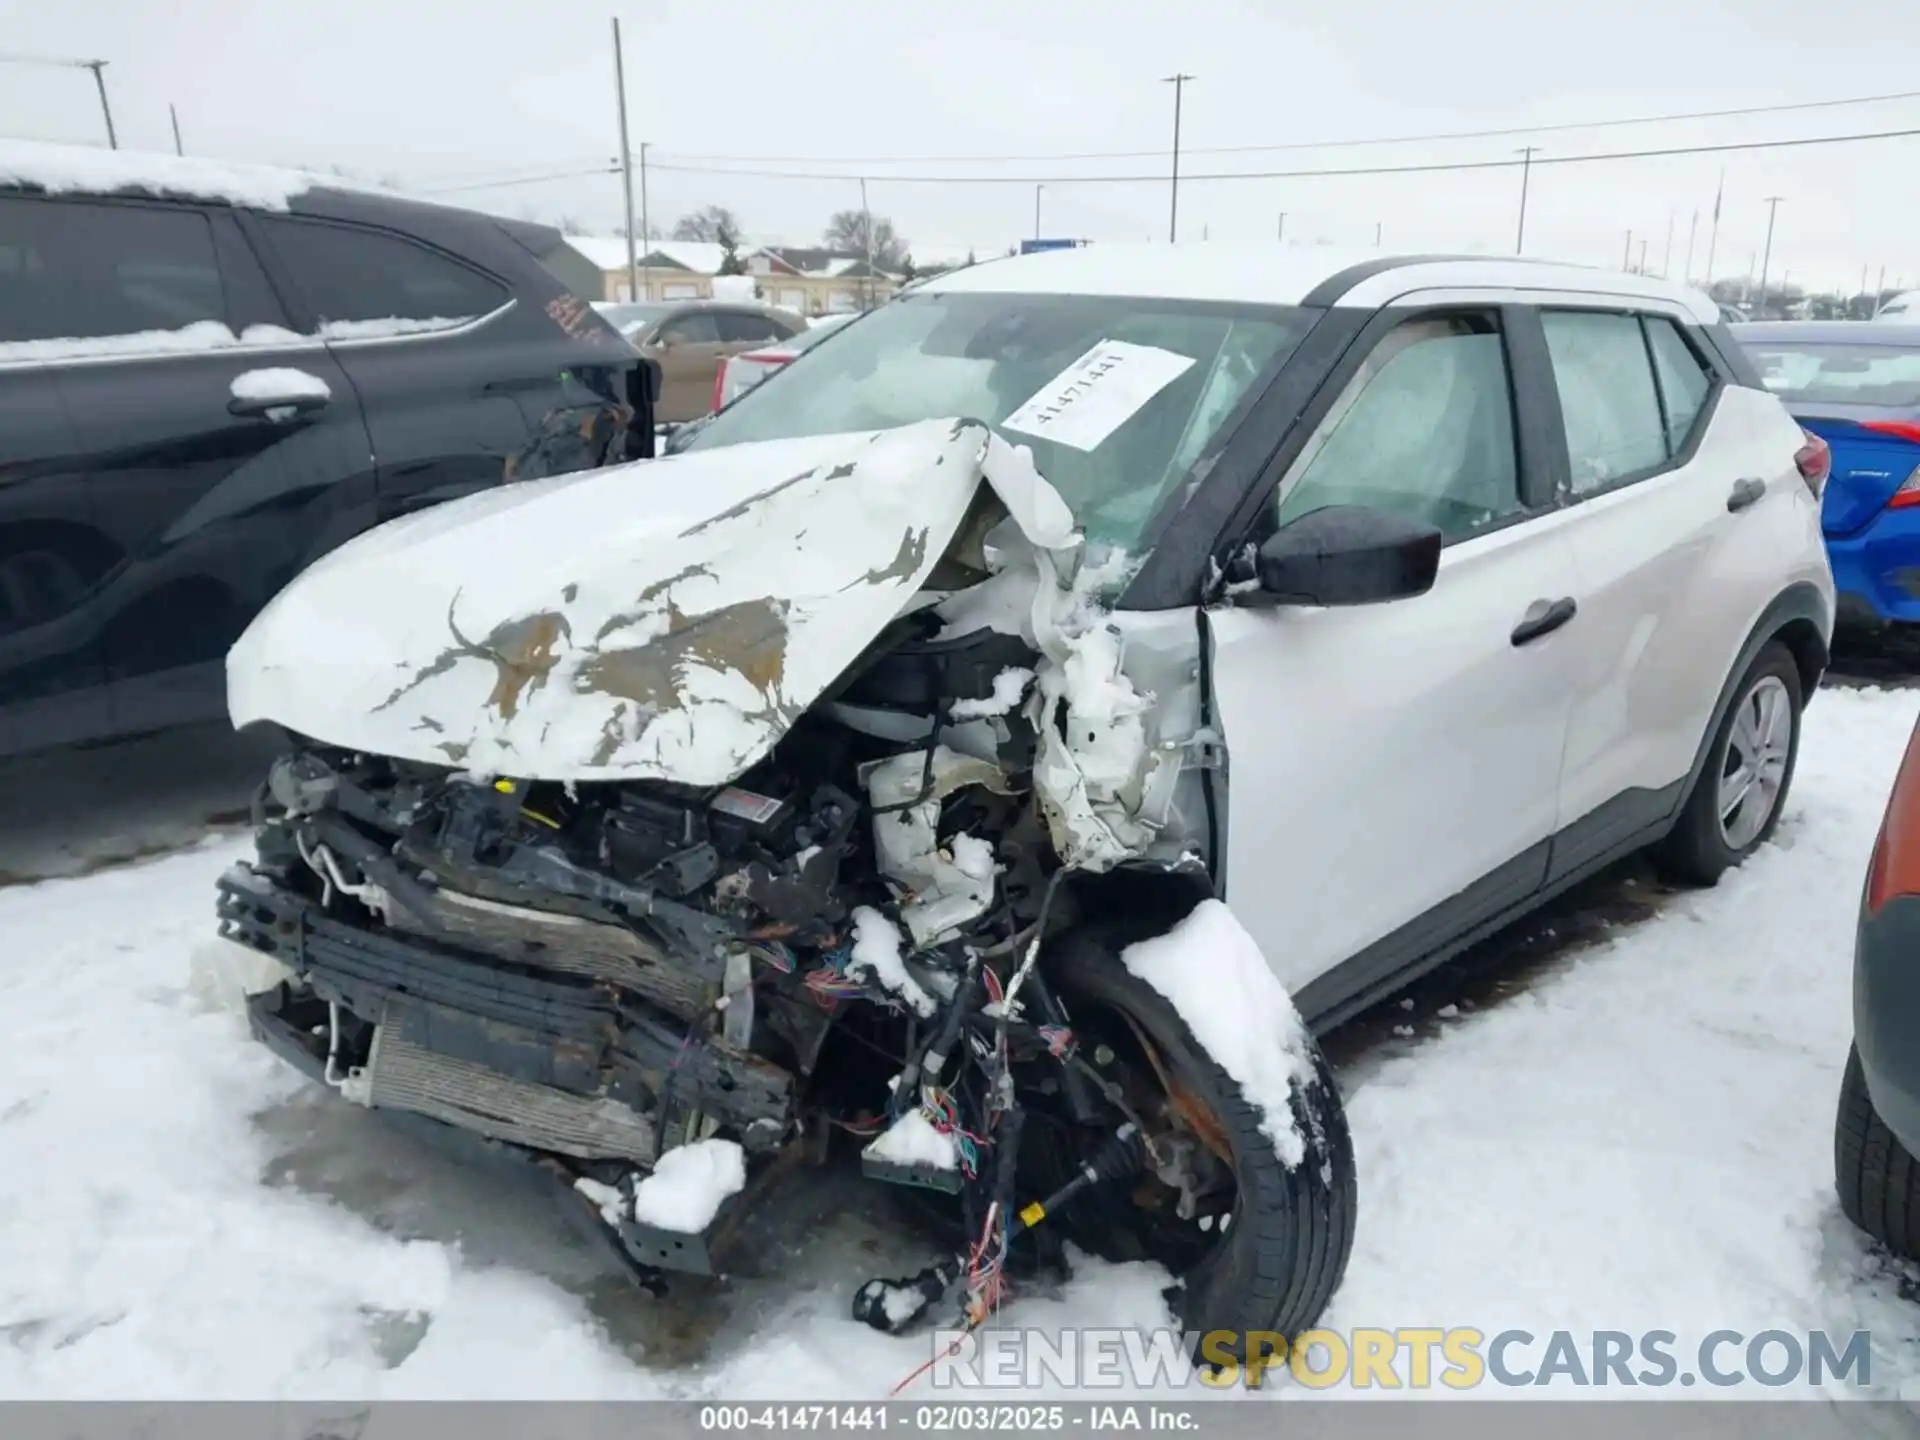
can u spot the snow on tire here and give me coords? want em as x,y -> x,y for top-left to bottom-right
1047,906 -> 1356,1360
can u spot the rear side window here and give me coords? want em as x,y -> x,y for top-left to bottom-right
1643,318 -> 1714,451
260,218 -> 506,331
1541,310 -> 1666,494
0,196 -> 226,344
715,310 -> 783,344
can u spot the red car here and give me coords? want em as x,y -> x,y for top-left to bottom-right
1838,717 -> 1920,1258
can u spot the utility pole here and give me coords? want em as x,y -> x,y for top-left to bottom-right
1162,73 -> 1194,243
1860,263 -> 1870,315
1876,264 -> 1888,314
1623,229 -> 1634,270
610,17 -> 639,302
1684,210 -> 1699,285
1758,195 -> 1784,319
1704,171 -> 1724,289
1661,213 -> 1675,278
1514,146 -> 1538,254
1374,221 -> 1382,247
1637,238 -> 1648,275
1033,184 -> 1043,241
1276,211 -> 1287,242
860,177 -> 874,310
168,103 -> 183,156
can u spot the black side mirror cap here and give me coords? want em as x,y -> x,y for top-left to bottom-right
1252,504 -> 1443,606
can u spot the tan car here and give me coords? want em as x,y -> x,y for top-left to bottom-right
601,300 -> 808,422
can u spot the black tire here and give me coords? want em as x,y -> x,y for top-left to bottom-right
1656,640 -> 1803,887
1046,931 -> 1356,1353
1835,1044 -> 1920,1260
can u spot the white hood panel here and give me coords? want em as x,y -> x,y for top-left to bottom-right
227,419 -> 1075,785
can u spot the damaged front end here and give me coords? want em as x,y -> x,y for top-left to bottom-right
217,417 -> 1260,1331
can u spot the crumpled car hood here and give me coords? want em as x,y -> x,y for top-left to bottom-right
227,418 -> 1077,785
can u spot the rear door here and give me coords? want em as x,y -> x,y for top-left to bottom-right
0,193 -> 370,739
1208,305 -> 1585,1013
1529,302 -> 1814,875
247,214 -> 534,522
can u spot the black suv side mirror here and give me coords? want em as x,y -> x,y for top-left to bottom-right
1252,505 -> 1442,606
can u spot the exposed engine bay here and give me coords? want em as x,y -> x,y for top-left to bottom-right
216,418 -> 1322,1340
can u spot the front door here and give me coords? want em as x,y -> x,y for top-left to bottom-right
1206,307 -> 1585,1019
0,355 -> 103,754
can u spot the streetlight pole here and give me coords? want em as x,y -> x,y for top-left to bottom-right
1661,212 -> 1675,278
1034,184 -> 1043,241
1623,229 -> 1634,270
1514,145 -> 1538,254
169,102 -> 183,156
1704,171 -> 1724,288
1162,73 -> 1194,243
1758,195 -> 1784,318
1684,210 -> 1699,286
83,60 -> 115,148
1276,211 -> 1287,242
0,54 -> 115,147
610,17 -> 639,303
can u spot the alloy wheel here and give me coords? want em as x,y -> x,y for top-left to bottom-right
1717,674 -> 1793,851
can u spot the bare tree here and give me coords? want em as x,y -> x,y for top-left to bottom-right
672,205 -> 743,248
824,210 -> 908,271
673,205 -> 748,273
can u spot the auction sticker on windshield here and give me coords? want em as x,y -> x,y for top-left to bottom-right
1002,339 -> 1195,451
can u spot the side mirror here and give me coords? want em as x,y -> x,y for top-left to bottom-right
1252,504 -> 1442,606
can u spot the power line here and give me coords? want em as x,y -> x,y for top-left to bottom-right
648,87 -> 1920,166
425,163 -> 618,194
641,123 -> 1920,186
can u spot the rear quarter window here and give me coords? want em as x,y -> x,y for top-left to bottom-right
259,218 -> 507,331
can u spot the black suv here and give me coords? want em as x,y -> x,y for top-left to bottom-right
0,146 -> 657,757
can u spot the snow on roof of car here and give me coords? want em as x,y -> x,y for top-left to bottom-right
918,243 -> 1721,325
0,137 -> 391,211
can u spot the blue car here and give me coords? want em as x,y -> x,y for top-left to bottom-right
1739,322 -> 1920,624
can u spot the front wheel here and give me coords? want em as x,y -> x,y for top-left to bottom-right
1657,640 -> 1803,886
1041,932 -> 1356,1354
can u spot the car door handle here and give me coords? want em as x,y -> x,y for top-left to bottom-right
1511,596 -> 1577,646
1727,477 -> 1767,512
229,392 -> 329,420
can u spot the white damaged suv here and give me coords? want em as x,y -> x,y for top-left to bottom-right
215,246 -> 1833,1355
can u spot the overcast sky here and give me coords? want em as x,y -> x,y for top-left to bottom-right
4,0 -> 1918,294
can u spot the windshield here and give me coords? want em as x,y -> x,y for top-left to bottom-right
682,290 -> 1313,549
1745,339 -> 1920,407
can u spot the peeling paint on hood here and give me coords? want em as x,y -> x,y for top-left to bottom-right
227,419 -> 1080,785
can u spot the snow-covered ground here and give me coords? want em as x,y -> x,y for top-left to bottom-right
2,688 -> 1918,1400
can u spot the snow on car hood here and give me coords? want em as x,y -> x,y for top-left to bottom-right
227,419 -> 1077,785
